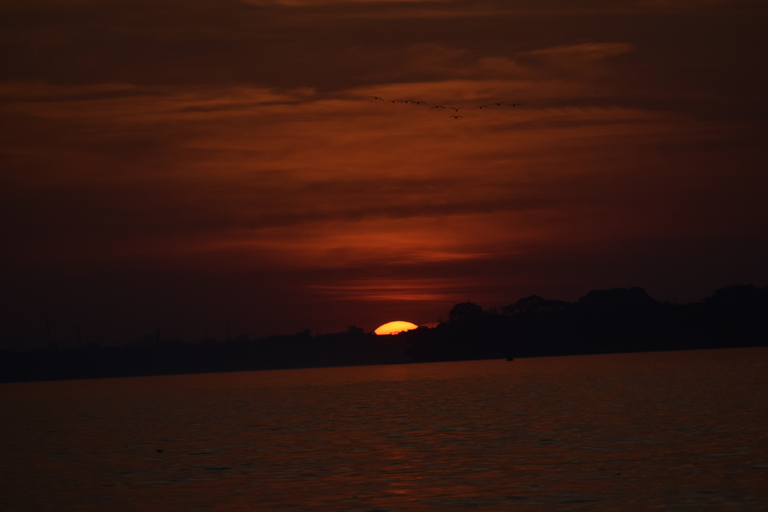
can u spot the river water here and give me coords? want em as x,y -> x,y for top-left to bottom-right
1,347 -> 767,511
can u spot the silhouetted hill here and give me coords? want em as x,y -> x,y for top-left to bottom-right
1,285 -> 766,383
404,284 -> 767,362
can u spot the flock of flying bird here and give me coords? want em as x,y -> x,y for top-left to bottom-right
370,96 -> 521,119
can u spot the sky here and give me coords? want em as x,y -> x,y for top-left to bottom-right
1,0 -> 767,349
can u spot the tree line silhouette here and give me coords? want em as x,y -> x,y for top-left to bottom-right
1,284 -> 766,383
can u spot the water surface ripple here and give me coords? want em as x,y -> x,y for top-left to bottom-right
2,347 -> 767,511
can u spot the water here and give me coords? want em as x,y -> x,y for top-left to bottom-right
2,347 -> 767,511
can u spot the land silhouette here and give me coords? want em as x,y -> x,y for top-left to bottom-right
1,284 -> 766,383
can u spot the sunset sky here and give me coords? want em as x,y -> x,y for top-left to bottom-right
2,0 -> 767,348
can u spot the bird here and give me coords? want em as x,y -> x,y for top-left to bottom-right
366,96 -> 521,120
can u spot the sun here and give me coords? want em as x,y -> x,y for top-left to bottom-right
374,321 -> 419,335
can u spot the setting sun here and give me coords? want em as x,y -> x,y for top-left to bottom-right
374,321 -> 419,335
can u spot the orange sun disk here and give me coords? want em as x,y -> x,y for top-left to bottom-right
374,321 -> 419,335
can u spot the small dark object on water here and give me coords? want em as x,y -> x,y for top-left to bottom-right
156,449 -> 163,453
506,356 -> 514,361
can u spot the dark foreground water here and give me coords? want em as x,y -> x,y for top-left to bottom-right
1,347 -> 767,511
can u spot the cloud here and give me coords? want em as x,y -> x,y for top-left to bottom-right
0,81 -> 140,101
638,0 -> 745,9
305,276 -> 478,303
242,0 -> 449,5
4,79 -> 743,273
528,42 -> 636,62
